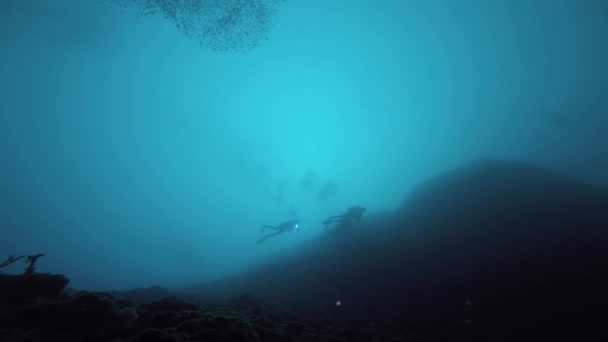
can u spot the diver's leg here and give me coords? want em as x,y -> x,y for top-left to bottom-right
321,216 -> 333,228
257,230 -> 282,244
324,215 -> 343,222
324,217 -> 343,230
267,230 -> 283,238
336,217 -> 356,232
261,225 -> 277,233
322,215 -> 344,225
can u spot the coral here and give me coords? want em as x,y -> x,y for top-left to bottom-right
24,253 -> 45,274
0,253 -> 45,275
0,255 -> 25,269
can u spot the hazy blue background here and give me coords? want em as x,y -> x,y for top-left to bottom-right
1,0 -> 606,290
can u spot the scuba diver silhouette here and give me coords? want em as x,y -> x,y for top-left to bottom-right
322,206 -> 367,231
257,219 -> 300,244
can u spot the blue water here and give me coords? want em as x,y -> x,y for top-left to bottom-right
1,0 -> 607,291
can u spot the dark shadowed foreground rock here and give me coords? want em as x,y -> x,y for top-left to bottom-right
0,274 -> 470,341
189,157 -> 608,340
0,273 -> 69,305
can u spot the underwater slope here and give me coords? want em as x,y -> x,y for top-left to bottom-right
190,157 -> 608,336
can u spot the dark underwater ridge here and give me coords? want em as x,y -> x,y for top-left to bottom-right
2,157 -> 607,341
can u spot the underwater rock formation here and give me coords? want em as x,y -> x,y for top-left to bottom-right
0,273 -> 68,305
191,157 -> 608,340
0,272 -> 475,341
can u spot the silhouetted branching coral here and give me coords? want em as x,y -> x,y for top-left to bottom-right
25,253 -> 45,274
0,255 -> 25,270
0,254 -> 45,274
